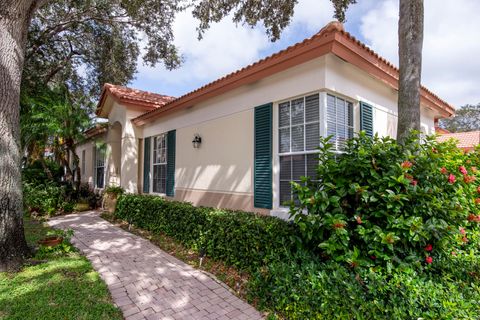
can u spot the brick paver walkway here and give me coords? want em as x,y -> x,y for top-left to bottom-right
48,211 -> 263,320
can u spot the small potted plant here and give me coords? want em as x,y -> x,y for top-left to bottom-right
38,229 -> 67,247
103,186 -> 124,213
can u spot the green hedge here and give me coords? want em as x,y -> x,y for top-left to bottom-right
114,194 -> 299,271
249,250 -> 480,319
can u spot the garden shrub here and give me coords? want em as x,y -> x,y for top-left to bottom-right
290,133 -> 480,269
103,186 -> 125,196
23,181 -> 72,215
114,195 -> 299,270
249,250 -> 480,320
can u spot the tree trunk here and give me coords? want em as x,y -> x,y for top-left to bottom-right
64,138 -> 81,190
0,0 -> 37,271
397,0 -> 424,143
39,153 -> 53,180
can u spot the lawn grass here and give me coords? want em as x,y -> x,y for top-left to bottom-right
0,215 -> 123,320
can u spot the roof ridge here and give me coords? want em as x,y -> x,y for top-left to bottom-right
131,22 -> 455,124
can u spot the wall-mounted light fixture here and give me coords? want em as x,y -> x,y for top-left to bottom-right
192,134 -> 202,148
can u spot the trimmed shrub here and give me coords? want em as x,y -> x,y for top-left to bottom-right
249,250 -> 480,319
114,195 -> 299,270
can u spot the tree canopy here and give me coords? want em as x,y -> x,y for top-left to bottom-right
439,103 -> 480,133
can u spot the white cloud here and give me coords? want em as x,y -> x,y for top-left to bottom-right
134,0 -> 336,95
136,9 -> 271,87
360,0 -> 480,107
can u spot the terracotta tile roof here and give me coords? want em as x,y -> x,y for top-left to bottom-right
96,83 -> 175,116
132,21 -> 455,125
435,126 -> 451,134
83,123 -> 108,139
437,131 -> 480,150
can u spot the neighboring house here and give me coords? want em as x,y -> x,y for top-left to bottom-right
75,21 -> 455,218
437,131 -> 480,152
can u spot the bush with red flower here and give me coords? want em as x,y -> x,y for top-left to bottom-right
289,132 -> 480,269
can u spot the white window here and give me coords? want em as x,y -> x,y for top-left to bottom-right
152,134 -> 167,194
278,93 -> 354,205
81,150 -> 86,174
94,147 -> 105,189
326,94 -> 354,151
278,94 -> 321,204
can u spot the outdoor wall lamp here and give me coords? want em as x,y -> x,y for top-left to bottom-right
192,134 -> 202,148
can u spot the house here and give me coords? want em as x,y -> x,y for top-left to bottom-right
75,21 -> 455,218
437,131 -> 480,152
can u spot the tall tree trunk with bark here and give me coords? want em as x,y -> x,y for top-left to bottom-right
67,143 -> 81,191
0,0 -> 36,270
397,0 -> 424,143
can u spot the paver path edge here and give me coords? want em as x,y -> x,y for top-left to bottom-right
48,211 -> 263,320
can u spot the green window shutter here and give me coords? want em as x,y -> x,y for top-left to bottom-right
254,103 -> 273,209
360,102 -> 374,137
143,137 -> 151,193
166,130 -> 176,197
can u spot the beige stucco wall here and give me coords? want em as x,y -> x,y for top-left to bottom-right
105,100 -> 145,193
174,109 -> 255,210
325,54 -> 437,137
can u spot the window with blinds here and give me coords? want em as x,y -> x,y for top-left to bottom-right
278,94 -> 320,204
152,134 -> 167,194
278,93 -> 355,205
326,94 -> 354,151
94,146 -> 105,188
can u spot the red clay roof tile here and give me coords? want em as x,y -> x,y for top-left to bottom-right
437,131 -> 480,150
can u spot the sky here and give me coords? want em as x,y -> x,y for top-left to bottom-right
130,0 -> 480,108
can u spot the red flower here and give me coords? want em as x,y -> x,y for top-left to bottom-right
475,198 -> 480,205
451,251 -> 457,256
477,186 -> 480,193
460,227 -> 466,235
370,255 -> 376,260
441,167 -> 448,174
468,214 -> 477,222
411,179 -> 418,186
333,222 -> 346,229
448,174 -> 456,184
425,256 -> 433,264
401,161 -> 413,169
471,167 -> 478,173
424,244 -> 433,252
459,166 -> 468,175
355,216 -> 362,224
464,175 -> 476,183
462,236 -> 469,243
405,173 -> 413,180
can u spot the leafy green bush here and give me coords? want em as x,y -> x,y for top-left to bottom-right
290,133 -> 480,268
104,186 -> 125,196
249,250 -> 480,319
23,181 -> 65,215
22,159 -> 63,185
115,195 -> 299,270
78,182 -> 102,209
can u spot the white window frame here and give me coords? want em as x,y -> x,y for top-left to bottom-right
81,149 -> 86,176
273,91 -> 357,210
150,133 -> 168,195
94,146 -> 106,189
277,93 -> 322,206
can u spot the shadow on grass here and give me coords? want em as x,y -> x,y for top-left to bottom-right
0,253 -> 123,320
